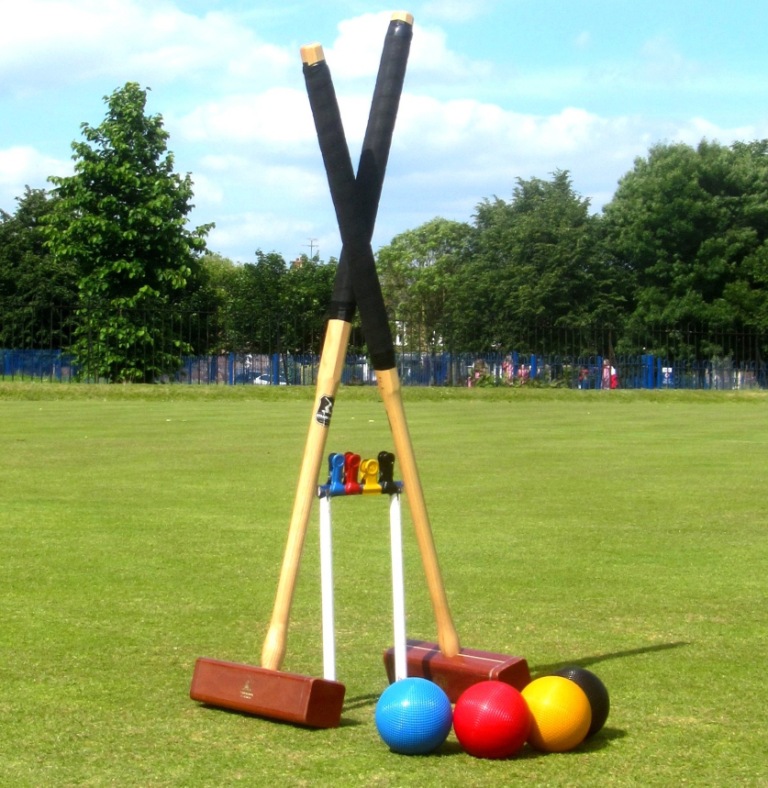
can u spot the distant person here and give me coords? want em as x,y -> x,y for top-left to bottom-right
602,359 -> 618,389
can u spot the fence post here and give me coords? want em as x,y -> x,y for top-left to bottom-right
641,354 -> 655,388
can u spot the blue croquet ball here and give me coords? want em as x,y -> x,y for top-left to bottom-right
375,677 -> 453,754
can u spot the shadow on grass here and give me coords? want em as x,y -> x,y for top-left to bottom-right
511,726 -> 628,760
338,693 -> 380,727
430,727 -> 628,760
580,726 -> 628,751
195,702 -> 362,730
342,692 -> 381,712
531,640 -> 690,676
375,740 -> 466,758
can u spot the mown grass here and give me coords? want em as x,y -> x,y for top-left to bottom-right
1,383 -> 766,785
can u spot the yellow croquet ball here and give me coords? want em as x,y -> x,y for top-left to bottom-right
521,675 -> 592,753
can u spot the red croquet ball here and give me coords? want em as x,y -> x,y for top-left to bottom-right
453,680 -> 531,759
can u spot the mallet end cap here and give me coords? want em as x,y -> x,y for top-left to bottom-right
392,11 -> 414,25
300,43 -> 325,65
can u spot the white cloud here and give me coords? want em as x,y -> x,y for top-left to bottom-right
323,11 -> 491,85
206,209 -> 322,263
4,0 -> 766,263
671,117 -> 761,147
408,23 -> 493,82
173,88 -> 315,146
199,153 -> 250,173
0,0 -> 292,94
324,12 -> 391,80
187,171 -> 224,207
0,145 -> 71,209
178,71 -> 768,260
395,96 -> 618,164
0,146 -> 61,184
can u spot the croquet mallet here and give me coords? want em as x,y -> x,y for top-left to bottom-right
301,29 -> 531,703
190,13 -> 414,727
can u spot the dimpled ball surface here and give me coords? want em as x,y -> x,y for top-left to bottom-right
553,666 -> 610,737
375,678 -> 453,755
521,675 -> 592,753
453,680 -> 531,759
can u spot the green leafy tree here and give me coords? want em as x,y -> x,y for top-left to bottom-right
281,256 -> 336,354
178,251 -> 238,355
226,251 -> 287,353
0,187 -> 78,347
376,218 -> 472,352
46,82 -> 212,382
210,252 -> 336,356
603,139 -> 768,351
376,175 -> 616,356
455,172 -> 611,352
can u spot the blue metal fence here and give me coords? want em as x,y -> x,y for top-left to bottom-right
3,348 -> 765,389
2,349 -> 74,382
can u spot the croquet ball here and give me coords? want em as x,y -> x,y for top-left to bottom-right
453,680 -> 531,759
375,677 -> 453,755
552,666 -> 610,737
521,675 -> 591,753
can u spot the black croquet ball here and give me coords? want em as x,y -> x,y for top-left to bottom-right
552,666 -> 610,737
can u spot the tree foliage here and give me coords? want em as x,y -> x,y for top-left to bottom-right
464,172 -> 612,349
45,82 -> 212,381
603,139 -> 768,334
0,188 -> 78,347
377,172 -> 616,353
4,119 -> 768,372
280,255 -> 337,353
218,251 -> 335,354
377,218 -> 472,351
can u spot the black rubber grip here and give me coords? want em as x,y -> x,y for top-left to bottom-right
303,58 -> 396,370
306,17 -> 412,370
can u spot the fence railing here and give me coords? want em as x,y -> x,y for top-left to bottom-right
3,348 -> 765,389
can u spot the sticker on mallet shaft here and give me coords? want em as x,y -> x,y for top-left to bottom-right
315,395 -> 335,427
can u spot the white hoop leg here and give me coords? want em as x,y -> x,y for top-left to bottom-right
319,494 -> 336,681
389,494 -> 408,681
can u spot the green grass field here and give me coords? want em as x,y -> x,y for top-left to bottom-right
1,383 -> 766,786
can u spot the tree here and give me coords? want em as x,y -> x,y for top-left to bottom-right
281,256 -> 336,354
202,251 -> 337,357
176,251 -> 237,356
376,218 -> 472,352
452,172 -> 611,352
0,187 -> 78,348
226,251 -> 287,353
224,251 -> 337,355
375,175 -> 618,355
602,139 -> 768,351
46,82 -> 212,382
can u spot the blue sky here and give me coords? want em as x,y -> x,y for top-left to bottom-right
3,0 -> 768,263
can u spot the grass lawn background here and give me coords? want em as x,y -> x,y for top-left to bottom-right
1,384 -> 766,785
